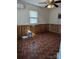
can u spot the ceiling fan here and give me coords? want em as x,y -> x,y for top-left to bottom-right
39,0 -> 61,8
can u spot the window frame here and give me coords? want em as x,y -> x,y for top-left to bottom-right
29,10 -> 38,25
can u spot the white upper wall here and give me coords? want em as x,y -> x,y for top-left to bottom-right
17,3 -> 49,25
17,3 -> 61,25
49,7 -> 61,24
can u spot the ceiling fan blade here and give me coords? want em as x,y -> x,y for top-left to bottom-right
54,4 -> 59,7
45,5 -> 48,7
55,1 -> 61,3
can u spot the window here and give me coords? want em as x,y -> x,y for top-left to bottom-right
29,10 -> 38,24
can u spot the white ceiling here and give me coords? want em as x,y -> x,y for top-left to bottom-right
18,0 -> 60,7
24,0 -> 47,7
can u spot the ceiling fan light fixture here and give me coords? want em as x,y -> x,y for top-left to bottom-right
49,0 -> 52,2
47,5 -> 54,8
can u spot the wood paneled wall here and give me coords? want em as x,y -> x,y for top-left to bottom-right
49,24 -> 61,33
17,25 -> 30,36
30,24 -> 49,34
17,24 -> 49,36
17,24 -> 61,36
